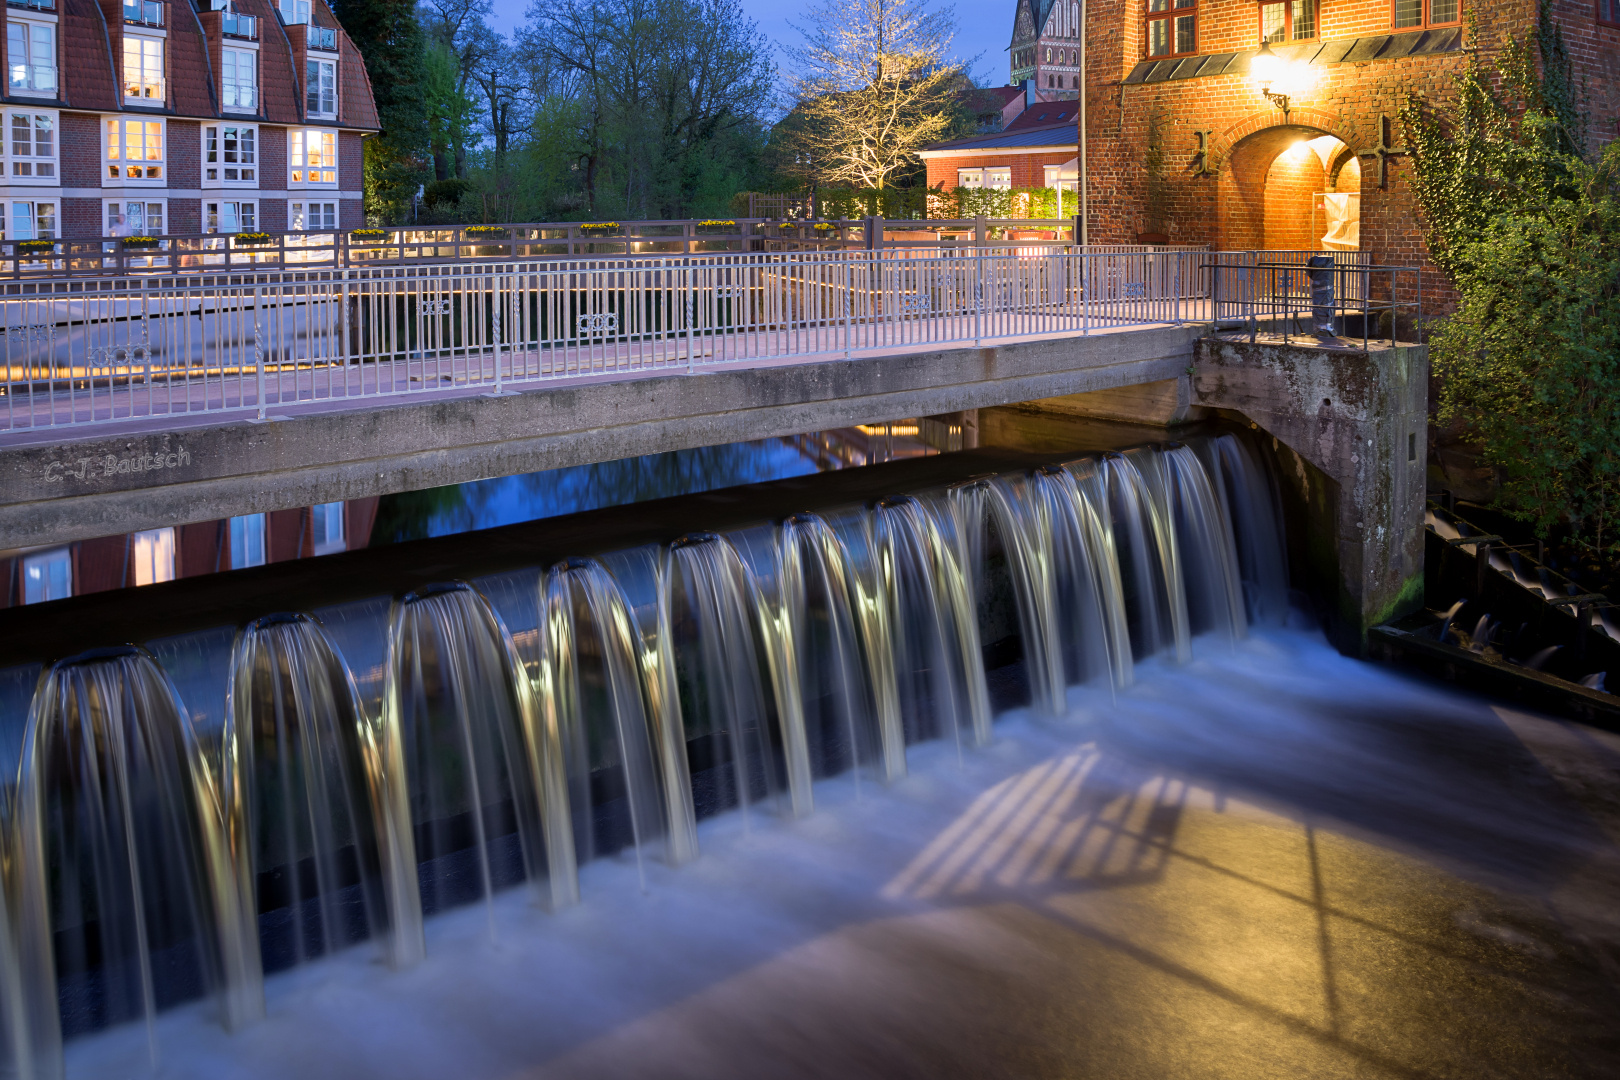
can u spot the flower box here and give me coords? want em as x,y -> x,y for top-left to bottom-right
579,222 -> 620,233
234,232 -> 274,246
16,239 -> 55,255
122,236 -> 161,250
465,226 -> 508,237
350,228 -> 388,242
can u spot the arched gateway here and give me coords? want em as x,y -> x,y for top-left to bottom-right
1216,115 -> 1363,252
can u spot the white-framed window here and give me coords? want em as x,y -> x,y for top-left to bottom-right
956,167 -> 1011,190
5,200 -> 56,239
289,128 -> 336,185
312,502 -> 345,554
21,548 -> 70,604
204,124 -> 256,184
205,199 -> 255,233
106,118 -> 164,181
230,513 -> 266,568
7,112 -> 55,180
132,528 -> 175,586
122,34 -> 164,102
221,47 -> 256,111
279,0 -> 310,23
7,21 -> 55,94
305,58 -> 335,117
105,199 -> 165,237
289,200 -> 335,230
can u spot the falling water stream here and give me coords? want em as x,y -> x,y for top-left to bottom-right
0,434 -> 1286,1079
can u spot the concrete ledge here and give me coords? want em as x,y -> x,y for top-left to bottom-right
0,326 -> 1202,546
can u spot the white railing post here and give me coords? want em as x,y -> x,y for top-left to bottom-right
490,271 -> 508,396
843,254 -> 853,359
252,283 -> 267,420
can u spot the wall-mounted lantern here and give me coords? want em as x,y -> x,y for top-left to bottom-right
1250,40 -> 1293,117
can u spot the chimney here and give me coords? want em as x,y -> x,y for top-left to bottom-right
1023,78 -> 1037,110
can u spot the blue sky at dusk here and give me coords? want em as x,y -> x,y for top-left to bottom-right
483,0 -> 1010,88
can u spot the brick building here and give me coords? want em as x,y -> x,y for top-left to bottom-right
918,99 -> 1082,195
928,0 -> 1619,303
1,0 -> 378,242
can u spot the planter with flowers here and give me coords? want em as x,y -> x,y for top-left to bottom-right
234,232 -> 273,247
16,239 -> 55,258
122,236 -> 161,250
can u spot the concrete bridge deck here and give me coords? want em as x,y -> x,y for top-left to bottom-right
0,322 -> 1207,548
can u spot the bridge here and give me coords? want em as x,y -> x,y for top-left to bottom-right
0,246 -> 1426,649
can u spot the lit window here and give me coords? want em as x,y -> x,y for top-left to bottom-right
290,200 -> 336,230
312,502 -> 345,554
205,124 -> 256,183
7,21 -> 55,93
306,58 -> 335,116
7,201 -> 55,240
230,514 -> 266,568
106,200 -> 165,236
8,112 -> 54,179
279,0 -> 310,24
106,119 -> 164,180
221,48 -> 257,110
1145,0 -> 1196,57
132,528 -> 175,586
122,35 -> 164,101
1394,0 -> 1459,27
1260,0 -> 1316,42
290,128 -> 336,184
205,200 -> 256,233
22,548 -> 70,604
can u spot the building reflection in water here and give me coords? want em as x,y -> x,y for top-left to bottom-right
0,417 -> 972,608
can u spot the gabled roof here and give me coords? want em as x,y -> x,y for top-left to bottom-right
1006,101 -> 1077,131
920,121 -> 1076,155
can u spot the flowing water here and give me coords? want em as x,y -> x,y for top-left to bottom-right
0,433 -> 1284,1079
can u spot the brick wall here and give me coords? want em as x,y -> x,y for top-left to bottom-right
169,198 -> 201,235
60,113 -> 103,188
340,197 -> 363,229
261,126 -> 287,192
169,121 -> 201,188
260,197 -> 287,232
62,197 -> 102,239
1261,146 -> 1325,250
340,130 -> 363,190
924,150 -> 1079,192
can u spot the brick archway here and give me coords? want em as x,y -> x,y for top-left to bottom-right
1214,113 -> 1361,252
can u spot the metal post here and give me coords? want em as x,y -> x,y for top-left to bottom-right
253,284 -> 267,420
490,273 -> 507,396
975,250 -> 983,346
843,255 -> 853,359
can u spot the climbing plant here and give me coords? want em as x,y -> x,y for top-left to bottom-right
1401,0 -> 1620,552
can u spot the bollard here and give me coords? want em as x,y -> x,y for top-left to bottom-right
1307,254 -> 1336,340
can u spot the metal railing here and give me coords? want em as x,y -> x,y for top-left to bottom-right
1207,251 -> 1421,348
308,25 -> 337,49
221,11 -> 257,37
0,222 -> 1205,278
123,0 -> 162,26
0,248 -> 1205,433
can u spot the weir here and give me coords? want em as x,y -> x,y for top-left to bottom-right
0,433 -> 1284,1078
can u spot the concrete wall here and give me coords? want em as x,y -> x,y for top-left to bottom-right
0,326 -> 1204,548
1021,336 -> 1429,655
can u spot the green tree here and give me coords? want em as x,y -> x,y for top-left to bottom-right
1402,2 -> 1619,550
330,0 -> 429,221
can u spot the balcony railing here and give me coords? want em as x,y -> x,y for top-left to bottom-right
123,0 -> 163,27
222,11 -> 257,38
6,0 -> 54,10
308,25 -> 337,50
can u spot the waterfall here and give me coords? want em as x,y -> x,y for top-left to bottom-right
872,495 -> 991,753
15,648 -> 262,1077
224,613 -> 424,972
0,436 -> 1291,1071
539,558 -> 697,880
386,583 -> 577,919
664,533 -> 810,821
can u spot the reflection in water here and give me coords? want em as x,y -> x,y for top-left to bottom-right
371,426 -> 940,544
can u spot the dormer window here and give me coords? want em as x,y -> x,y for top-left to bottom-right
123,36 -> 164,102
6,20 -> 54,94
221,47 -> 256,110
279,0 -> 309,24
306,58 -> 335,117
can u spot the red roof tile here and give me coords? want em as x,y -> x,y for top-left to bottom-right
62,0 -> 120,111
168,4 -> 219,117
239,0 -> 303,124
